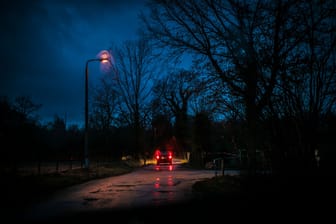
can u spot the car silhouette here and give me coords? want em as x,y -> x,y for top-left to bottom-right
154,149 -> 173,165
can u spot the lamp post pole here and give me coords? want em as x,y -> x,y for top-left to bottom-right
84,59 -> 100,169
84,52 -> 112,169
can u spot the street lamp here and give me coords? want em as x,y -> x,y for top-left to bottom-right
84,50 -> 112,169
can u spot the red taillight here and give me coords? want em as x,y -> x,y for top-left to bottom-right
168,152 -> 172,159
155,149 -> 161,160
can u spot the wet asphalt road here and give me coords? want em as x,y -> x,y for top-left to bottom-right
11,162 -> 332,224
18,161 -> 229,223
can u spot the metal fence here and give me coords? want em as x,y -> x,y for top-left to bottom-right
6,160 -> 84,175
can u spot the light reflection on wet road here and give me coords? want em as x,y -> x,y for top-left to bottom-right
21,162 -> 232,222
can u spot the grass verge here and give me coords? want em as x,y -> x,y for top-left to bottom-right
1,160 -> 143,211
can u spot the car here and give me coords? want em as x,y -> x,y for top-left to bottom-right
154,148 -> 173,165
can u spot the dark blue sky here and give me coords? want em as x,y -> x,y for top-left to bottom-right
0,0 -> 147,127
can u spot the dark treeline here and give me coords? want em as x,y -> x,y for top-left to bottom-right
141,0 -> 336,176
1,0 -> 336,177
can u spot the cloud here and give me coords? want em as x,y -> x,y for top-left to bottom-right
0,0 -> 146,124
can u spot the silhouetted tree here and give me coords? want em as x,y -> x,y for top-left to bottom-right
152,69 -> 207,155
109,39 -> 158,158
91,75 -> 119,131
0,96 -> 43,172
151,114 -> 173,149
142,0 -> 336,175
13,96 -> 42,121
263,0 -> 336,174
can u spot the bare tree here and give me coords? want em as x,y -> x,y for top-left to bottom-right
141,0 -> 284,174
267,0 -> 336,172
91,75 -> 119,130
142,0 -> 336,175
152,69 -> 209,151
111,39 -> 158,157
13,96 -> 42,121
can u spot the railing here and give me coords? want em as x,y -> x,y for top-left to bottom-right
213,157 -> 225,176
209,150 -> 273,176
206,151 -> 242,176
3,160 -> 84,176
2,159 -> 119,175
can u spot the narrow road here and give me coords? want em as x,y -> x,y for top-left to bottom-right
19,161 -> 225,223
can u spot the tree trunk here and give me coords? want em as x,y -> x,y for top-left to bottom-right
245,65 -> 258,176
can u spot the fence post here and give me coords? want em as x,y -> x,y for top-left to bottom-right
213,158 -> 223,177
56,160 -> 59,172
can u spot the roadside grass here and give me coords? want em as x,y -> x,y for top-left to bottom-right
1,159 -> 144,209
191,170 -> 336,207
192,175 -> 242,194
26,160 -> 138,190
2,158 -> 183,205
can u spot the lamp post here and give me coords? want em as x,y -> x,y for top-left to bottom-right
84,50 -> 112,169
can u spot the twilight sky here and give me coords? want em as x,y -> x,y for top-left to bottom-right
0,0 -> 147,127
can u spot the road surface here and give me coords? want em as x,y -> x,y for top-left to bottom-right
19,161 -> 239,223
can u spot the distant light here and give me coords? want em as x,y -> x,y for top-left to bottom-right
97,50 -> 115,74
100,51 -> 110,63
